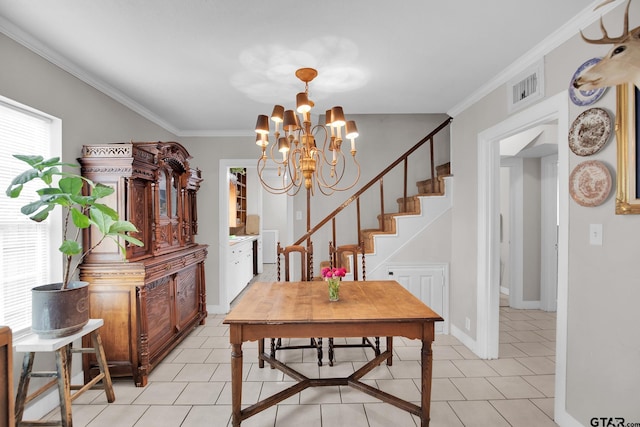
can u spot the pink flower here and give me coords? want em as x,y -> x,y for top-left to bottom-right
321,267 -> 347,278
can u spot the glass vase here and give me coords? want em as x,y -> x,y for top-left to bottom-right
328,278 -> 340,301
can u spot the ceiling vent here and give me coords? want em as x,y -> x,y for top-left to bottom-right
507,60 -> 545,113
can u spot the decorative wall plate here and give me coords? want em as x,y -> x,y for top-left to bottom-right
568,108 -> 612,156
569,160 -> 612,207
569,58 -> 607,106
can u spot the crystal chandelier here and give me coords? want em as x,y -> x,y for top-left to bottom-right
255,67 -> 360,196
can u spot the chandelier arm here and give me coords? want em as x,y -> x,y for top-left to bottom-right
266,139 -> 288,167
257,157 -> 296,195
317,153 -> 361,193
288,148 -> 304,188
314,148 -> 347,188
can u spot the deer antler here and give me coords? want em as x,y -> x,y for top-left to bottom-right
581,0 -> 632,44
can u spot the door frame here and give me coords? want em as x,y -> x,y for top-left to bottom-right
476,91 -> 571,422
540,154 -> 558,312
500,157 -> 525,309
218,159 -> 293,311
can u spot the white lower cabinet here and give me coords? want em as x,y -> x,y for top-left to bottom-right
228,239 -> 255,302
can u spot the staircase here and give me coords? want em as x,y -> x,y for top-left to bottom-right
361,162 -> 451,253
359,165 -> 452,280
296,117 -> 454,280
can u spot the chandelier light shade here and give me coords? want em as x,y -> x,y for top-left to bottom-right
255,67 -> 361,196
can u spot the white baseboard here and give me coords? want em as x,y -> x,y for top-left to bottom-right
513,300 -> 540,310
554,407 -> 584,427
450,323 -> 478,356
500,286 -> 510,295
207,303 -> 229,315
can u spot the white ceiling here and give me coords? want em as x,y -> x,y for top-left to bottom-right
0,1 -> 601,136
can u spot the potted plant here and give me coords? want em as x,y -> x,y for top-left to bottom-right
5,154 -> 143,338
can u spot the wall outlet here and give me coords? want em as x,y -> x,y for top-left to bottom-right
465,317 -> 471,331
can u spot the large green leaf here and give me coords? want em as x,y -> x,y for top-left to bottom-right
37,188 -> 62,196
7,168 -> 40,191
71,207 -> 91,229
59,176 -> 83,196
20,200 -> 46,216
88,207 -> 113,235
59,240 -> 82,256
69,194 -> 93,206
40,166 -> 60,185
13,154 -> 44,167
109,220 -> 139,233
92,203 -> 118,220
92,183 -> 115,199
29,205 -> 54,222
119,234 -> 144,247
6,183 -> 23,198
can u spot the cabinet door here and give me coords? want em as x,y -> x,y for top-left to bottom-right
145,277 -> 174,356
130,178 -> 152,259
175,265 -> 200,331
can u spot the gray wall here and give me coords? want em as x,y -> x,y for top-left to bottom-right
522,158 -> 541,302
450,2 -> 640,423
0,32 -> 178,416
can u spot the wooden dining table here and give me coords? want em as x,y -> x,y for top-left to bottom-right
223,280 -> 443,426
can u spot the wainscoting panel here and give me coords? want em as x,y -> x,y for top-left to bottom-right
386,263 -> 449,334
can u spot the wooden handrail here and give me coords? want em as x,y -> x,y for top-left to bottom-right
294,116 -> 453,247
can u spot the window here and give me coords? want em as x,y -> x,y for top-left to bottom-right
0,97 -> 61,336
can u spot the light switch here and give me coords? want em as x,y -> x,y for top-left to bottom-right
295,211 -> 302,220
590,224 -> 603,246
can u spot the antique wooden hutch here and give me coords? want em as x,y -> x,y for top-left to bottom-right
79,141 -> 207,386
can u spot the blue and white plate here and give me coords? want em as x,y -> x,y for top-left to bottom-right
569,58 -> 607,106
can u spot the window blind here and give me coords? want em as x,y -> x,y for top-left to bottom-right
0,100 -> 53,335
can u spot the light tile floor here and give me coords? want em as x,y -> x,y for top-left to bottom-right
43,268 -> 558,426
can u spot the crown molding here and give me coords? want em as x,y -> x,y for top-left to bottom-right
0,15 -> 181,136
447,0 -> 622,117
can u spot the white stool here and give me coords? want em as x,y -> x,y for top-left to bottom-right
14,319 -> 114,427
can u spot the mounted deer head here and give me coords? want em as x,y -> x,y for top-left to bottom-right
573,0 -> 640,90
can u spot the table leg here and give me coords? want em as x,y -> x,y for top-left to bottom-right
231,342 -> 243,427
420,339 -> 433,427
258,339 -> 264,369
386,337 -> 393,366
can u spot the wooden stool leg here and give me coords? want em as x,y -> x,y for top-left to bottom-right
55,347 -> 72,427
90,331 -> 115,403
14,352 -> 35,424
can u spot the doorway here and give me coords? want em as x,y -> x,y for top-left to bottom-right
499,135 -> 558,311
476,91 -> 570,421
218,159 -> 292,311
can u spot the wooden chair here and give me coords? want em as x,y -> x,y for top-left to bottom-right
259,242 -> 324,367
327,241 -> 387,366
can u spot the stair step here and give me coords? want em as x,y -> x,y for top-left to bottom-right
416,176 -> 446,194
360,228 -> 395,254
436,162 -> 451,176
395,195 -> 421,213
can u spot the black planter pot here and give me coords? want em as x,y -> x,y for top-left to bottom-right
31,281 -> 89,338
